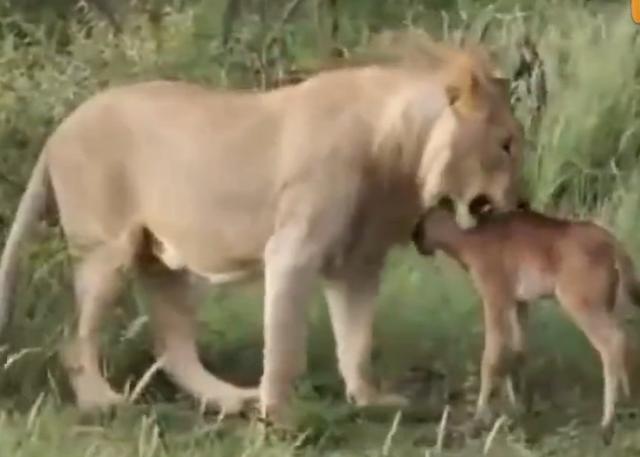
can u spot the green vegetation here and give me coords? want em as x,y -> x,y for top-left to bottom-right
1,0 -> 640,455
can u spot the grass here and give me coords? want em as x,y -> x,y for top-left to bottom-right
1,397 -> 640,457
1,0 -> 640,455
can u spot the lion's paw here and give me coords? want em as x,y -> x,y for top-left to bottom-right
211,387 -> 261,416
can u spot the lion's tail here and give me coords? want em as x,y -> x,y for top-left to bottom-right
615,244 -> 640,310
0,152 -> 51,335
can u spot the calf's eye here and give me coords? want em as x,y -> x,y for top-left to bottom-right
501,137 -> 512,156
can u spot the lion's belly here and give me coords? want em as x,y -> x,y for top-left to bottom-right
151,232 -> 264,285
134,134 -> 275,282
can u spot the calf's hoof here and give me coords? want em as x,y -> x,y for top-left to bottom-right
601,422 -> 615,446
466,410 -> 494,439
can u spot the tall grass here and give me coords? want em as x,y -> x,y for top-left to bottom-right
0,0 -> 640,455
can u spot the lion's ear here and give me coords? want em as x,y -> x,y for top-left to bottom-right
444,84 -> 461,106
445,70 -> 480,114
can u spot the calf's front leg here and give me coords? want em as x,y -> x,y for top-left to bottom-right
471,271 -> 516,430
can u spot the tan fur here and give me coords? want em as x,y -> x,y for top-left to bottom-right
0,34 -> 524,424
413,207 -> 640,441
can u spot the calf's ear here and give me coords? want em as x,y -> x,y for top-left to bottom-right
411,219 -> 434,256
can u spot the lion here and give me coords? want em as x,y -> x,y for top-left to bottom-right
412,203 -> 639,443
0,33 -> 524,426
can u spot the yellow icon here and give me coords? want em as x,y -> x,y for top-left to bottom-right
634,0 -> 640,24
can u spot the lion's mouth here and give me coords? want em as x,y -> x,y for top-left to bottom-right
436,196 -> 456,212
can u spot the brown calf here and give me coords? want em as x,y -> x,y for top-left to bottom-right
412,206 -> 640,442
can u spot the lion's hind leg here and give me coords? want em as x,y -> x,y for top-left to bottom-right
139,266 -> 258,415
61,231 -> 141,412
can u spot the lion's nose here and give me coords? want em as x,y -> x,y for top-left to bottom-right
468,194 -> 493,218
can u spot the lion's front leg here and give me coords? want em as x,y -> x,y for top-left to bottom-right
324,269 -> 409,409
260,227 -> 320,426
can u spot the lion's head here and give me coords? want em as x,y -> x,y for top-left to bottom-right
416,43 -> 525,229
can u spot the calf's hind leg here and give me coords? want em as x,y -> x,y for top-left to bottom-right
140,267 -> 258,415
557,280 -> 630,444
504,301 -> 530,414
